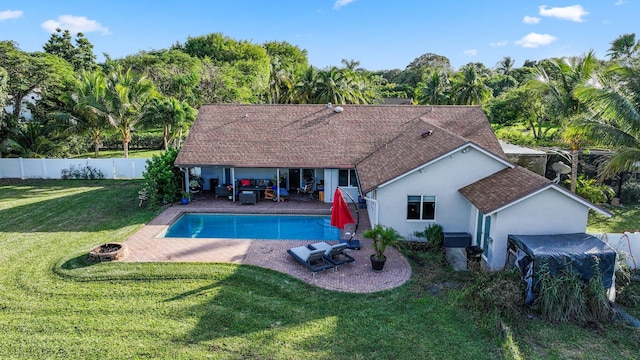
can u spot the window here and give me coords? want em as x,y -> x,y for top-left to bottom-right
338,169 -> 358,187
407,195 -> 436,220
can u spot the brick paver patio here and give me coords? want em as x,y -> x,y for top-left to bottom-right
123,193 -> 411,293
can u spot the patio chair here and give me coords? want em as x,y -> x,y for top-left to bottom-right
287,246 -> 334,277
296,183 -> 314,199
309,242 -> 355,270
239,191 -> 258,205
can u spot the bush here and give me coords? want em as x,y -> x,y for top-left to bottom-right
413,223 -> 444,252
567,175 -> 615,204
101,132 -> 164,150
621,179 -> 640,204
60,165 -> 104,180
142,148 -> 182,208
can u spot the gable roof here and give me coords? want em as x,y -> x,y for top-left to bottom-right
356,120 -> 470,193
458,166 -> 611,216
175,104 -> 505,173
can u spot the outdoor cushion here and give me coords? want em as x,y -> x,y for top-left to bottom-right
287,246 -> 333,275
241,179 -> 250,186
309,242 -> 354,268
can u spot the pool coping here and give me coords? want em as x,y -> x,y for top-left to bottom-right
122,198 -> 412,293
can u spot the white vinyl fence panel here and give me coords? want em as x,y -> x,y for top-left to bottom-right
0,158 -> 149,179
593,232 -> 640,270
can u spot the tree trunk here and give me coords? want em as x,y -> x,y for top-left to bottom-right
123,141 -> 129,158
570,148 -> 578,193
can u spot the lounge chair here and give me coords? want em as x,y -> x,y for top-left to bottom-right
287,246 -> 334,277
309,242 -> 355,270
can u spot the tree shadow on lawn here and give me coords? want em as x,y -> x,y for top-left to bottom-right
163,265 -> 500,359
0,179 -> 158,233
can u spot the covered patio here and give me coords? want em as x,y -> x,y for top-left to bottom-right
123,194 -> 411,293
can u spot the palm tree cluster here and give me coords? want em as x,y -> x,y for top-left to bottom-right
268,61 -> 382,105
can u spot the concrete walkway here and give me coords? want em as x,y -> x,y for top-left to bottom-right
123,194 -> 412,293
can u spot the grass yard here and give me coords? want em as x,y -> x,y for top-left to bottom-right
1,180 -> 639,359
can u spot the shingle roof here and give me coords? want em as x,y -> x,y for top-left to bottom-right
176,104 -> 506,192
356,120 -> 470,193
458,166 -> 554,214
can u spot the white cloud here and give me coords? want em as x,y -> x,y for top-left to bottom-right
41,15 -> 110,35
615,0 -> 627,5
523,15 -> 540,24
539,5 -> 589,22
464,49 -> 478,56
515,33 -> 557,48
490,40 -> 508,47
333,0 -> 355,10
0,10 -> 23,21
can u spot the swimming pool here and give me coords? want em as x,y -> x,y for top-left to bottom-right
164,213 -> 340,240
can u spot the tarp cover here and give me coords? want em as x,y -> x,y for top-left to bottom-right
508,233 -> 617,305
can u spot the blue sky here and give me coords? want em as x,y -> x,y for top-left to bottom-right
0,1 -> 637,70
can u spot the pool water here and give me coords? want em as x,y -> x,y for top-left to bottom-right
164,213 -> 340,240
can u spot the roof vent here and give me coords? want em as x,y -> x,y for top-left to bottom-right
334,106 -> 343,113
421,130 -> 433,138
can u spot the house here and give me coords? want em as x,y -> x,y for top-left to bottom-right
175,104 -> 610,270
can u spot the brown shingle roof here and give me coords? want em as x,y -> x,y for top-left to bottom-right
458,166 -> 553,214
356,120 -> 470,193
175,104 -> 505,188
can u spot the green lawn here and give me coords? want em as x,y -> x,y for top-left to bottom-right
1,180 -> 639,359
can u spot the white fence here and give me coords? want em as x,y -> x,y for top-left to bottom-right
0,158 -> 149,179
594,232 -> 640,270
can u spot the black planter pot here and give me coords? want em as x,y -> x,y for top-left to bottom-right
370,254 -> 386,272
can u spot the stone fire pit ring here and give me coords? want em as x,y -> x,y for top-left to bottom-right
87,242 -> 128,262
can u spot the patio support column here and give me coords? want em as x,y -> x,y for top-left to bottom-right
276,168 -> 280,202
231,167 -> 235,202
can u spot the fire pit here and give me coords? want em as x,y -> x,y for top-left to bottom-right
87,242 -> 127,262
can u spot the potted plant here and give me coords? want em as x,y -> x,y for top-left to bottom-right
180,190 -> 191,204
362,224 -> 404,272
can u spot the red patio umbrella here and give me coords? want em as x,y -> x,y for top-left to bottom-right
331,188 -> 355,229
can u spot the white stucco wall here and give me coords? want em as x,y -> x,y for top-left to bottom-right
372,147 -> 509,238
484,188 -> 590,270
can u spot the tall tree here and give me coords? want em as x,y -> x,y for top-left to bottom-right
0,41 -> 75,144
527,50 -> 600,192
117,50 -> 201,105
54,71 -> 110,158
140,96 -> 197,150
452,64 -> 492,105
180,33 -> 270,103
575,61 -> 640,179
415,71 -> 451,105
43,28 -> 96,71
496,56 -> 516,76
606,33 -> 639,63
99,62 -> 156,158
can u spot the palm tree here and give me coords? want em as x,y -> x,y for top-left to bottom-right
3,121 -> 60,158
527,51 -> 600,192
101,63 -> 155,158
141,96 -> 197,150
415,71 -> 451,105
340,58 -> 361,71
575,61 -> 640,179
496,56 -> 516,76
292,66 -> 318,104
607,33 -> 640,63
452,64 -> 491,105
54,70 -> 109,158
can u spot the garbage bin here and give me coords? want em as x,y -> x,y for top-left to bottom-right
465,246 -> 483,262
